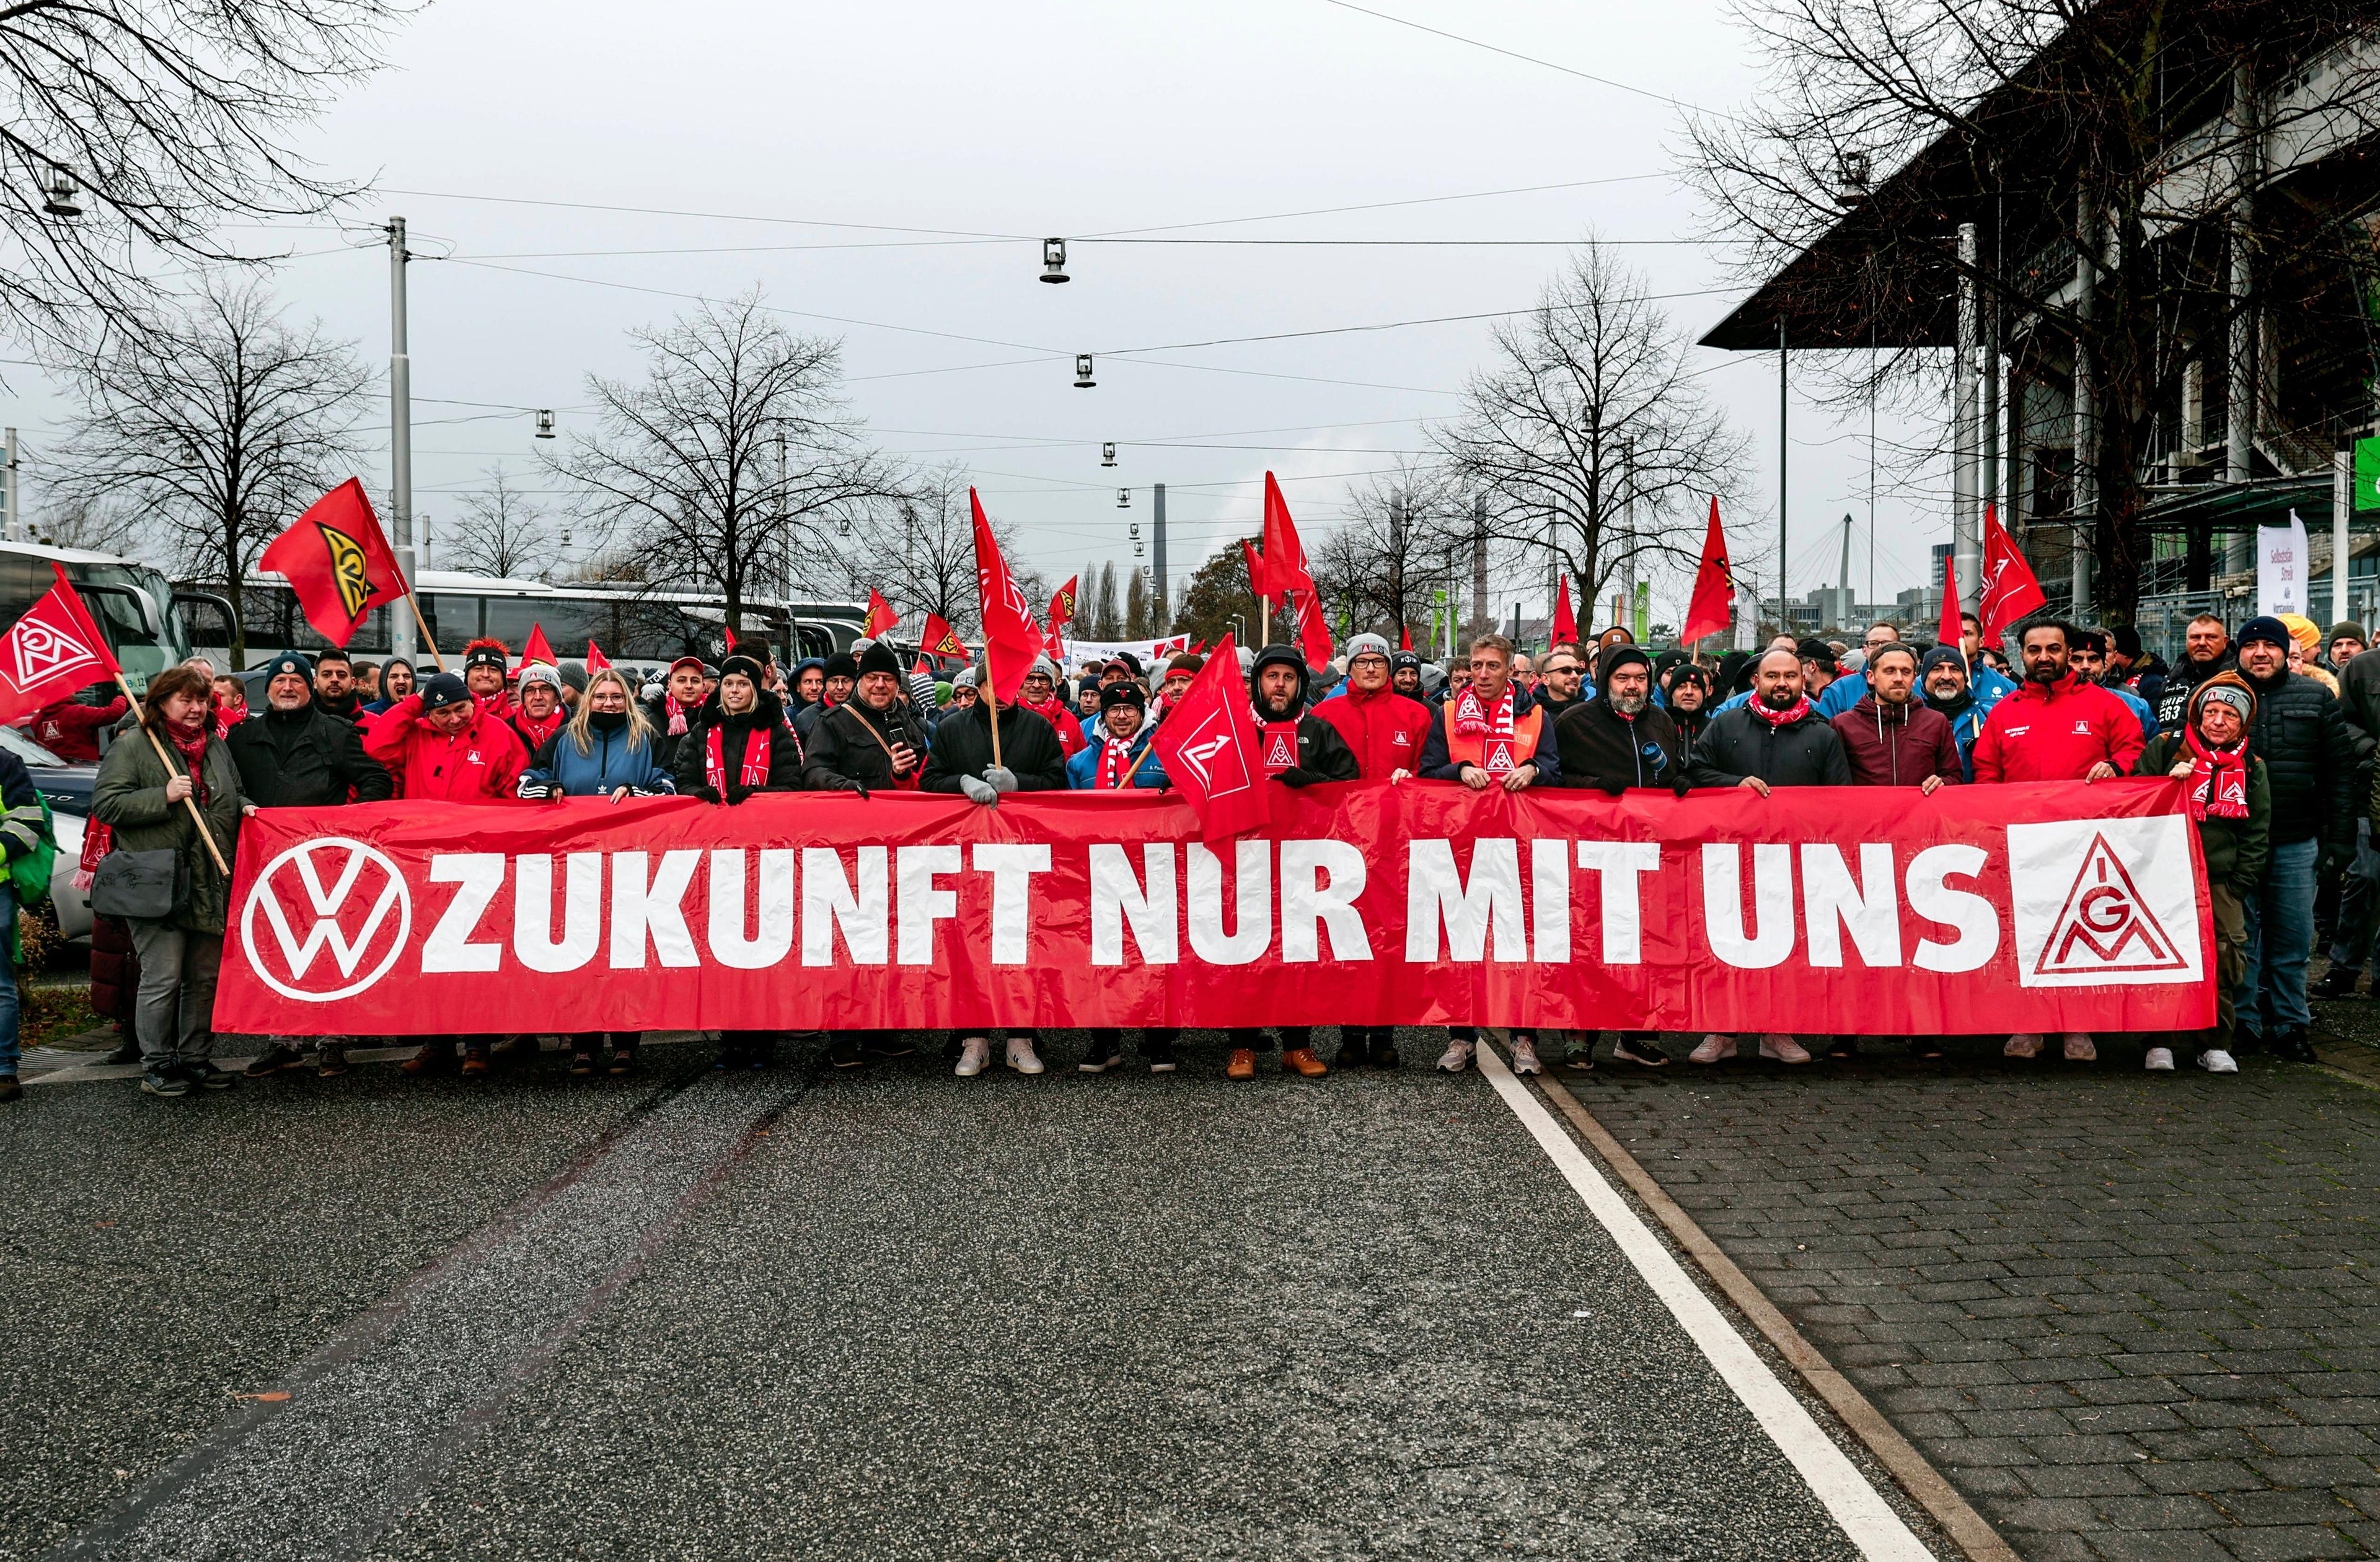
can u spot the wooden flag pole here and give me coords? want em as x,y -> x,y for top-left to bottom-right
988,689 -> 1004,773
402,587 -> 446,672
113,672 -> 229,878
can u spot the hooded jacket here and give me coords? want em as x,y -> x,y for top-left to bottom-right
363,694 -> 529,802
804,693 -> 935,793
1311,680 -> 1434,780
673,687 -> 804,803
1972,673 -> 2147,783
227,701 -> 395,807
1240,644 -> 1361,786
1685,700 -> 1852,788
32,693 -> 128,761
2151,647 -> 2239,734
922,698 -> 1069,793
1556,697 -> 1683,792
1833,694 -> 1963,788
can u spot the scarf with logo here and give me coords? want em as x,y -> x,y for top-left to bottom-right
705,722 -> 772,795
1749,693 -> 1813,729
1097,732 -> 1141,788
1452,684 -> 1518,776
2182,727 -> 2250,821
1260,721 -> 1303,778
213,698 -> 246,739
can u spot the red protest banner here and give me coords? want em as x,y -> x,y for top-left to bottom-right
218,778 -> 2212,1039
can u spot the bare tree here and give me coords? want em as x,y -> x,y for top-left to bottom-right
1435,242 -> 1748,621
29,491 -> 151,556
1122,565 -> 1151,639
1686,0 -> 2380,619
825,463 -> 1035,636
0,0 -> 411,346
46,273 -> 369,666
1090,560 -> 1121,639
560,290 -> 898,639
1309,461 -> 1473,644
443,465 -> 558,580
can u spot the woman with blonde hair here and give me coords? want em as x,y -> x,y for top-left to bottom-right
516,665 -> 676,1074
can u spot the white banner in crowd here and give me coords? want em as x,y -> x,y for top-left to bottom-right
1057,635 -> 1192,669
2258,513 -> 2309,618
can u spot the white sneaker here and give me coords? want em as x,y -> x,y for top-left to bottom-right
1510,1038 -> 1542,1076
1436,1040 -> 1472,1073
954,1037 -> 990,1077
1758,1033 -> 1812,1064
2198,1049 -> 2239,1074
1690,1033 -> 1736,1064
1005,1037 -> 1044,1075
2143,1046 -> 2174,1071
2062,1032 -> 2097,1062
2005,1033 -> 2043,1058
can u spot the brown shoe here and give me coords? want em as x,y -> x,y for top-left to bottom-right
459,1048 -> 489,1079
401,1043 -> 455,1075
1282,1047 -> 1328,1078
1226,1048 -> 1256,1081
607,1048 -> 635,1077
315,1045 -> 349,1079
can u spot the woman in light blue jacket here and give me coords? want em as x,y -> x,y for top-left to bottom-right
516,667 -> 675,1076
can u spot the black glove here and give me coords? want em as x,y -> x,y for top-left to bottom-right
1596,776 -> 1629,797
726,784 -> 754,806
691,784 -> 722,804
850,783 -> 870,800
1275,767 -> 1318,788
1670,778 -> 1692,799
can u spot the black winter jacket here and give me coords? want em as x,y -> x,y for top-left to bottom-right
672,689 -> 805,803
920,702 -> 1069,793
1271,714 -> 1362,786
2237,668 -> 2357,848
1556,699 -> 1684,793
639,692 -> 702,772
227,704 -> 394,807
803,697 -> 935,792
2152,651 -> 2238,734
1685,702 -> 1853,788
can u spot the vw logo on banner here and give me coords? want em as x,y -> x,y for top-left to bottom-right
239,837 -> 413,1002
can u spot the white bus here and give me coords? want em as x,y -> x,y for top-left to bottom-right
0,541 -> 222,693
183,569 -> 870,674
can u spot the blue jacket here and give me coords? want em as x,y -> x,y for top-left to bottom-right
1067,730 -> 1168,789
523,722 -> 677,796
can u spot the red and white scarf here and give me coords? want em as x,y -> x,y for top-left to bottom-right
664,695 -> 690,737
704,723 -> 772,795
1097,734 -> 1140,788
514,706 -> 566,752
1749,693 -> 1814,729
2183,728 -> 2250,820
1452,685 -> 1518,776
212,699 -> 245,739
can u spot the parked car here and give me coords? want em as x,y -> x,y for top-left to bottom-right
1,724 -> 95,817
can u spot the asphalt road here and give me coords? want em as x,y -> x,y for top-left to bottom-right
1,1033 -> 1926,1561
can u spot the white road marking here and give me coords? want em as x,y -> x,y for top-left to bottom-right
1473,1042 -> 1937,1562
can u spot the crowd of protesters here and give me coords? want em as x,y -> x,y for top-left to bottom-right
0,599 -> 2366,1106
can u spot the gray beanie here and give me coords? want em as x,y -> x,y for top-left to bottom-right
953,666 -> 978,690
1345,632 -> 1391,660
518,663 -> 563,695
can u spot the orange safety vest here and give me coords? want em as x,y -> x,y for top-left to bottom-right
1446,704 -> 1543,775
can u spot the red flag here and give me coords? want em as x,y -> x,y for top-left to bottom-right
919,613 -> 968,660
1148,633 -> 1269,840
1044,575 -> 1078,658
1399,624 -> 1413,651
863,589 -> 899,639
1551,577 -> 1579,646
0,565 -> 122,724
1188,639 -> 1208,656
1240,539 -> 1270,599
1680,498 -> 1736,646
1978,504 -> 2046,644
1258,473 -> 1331,664
1937,548 -> 1963,656
584,639 -> 612,674
971,489 -> 1043,703
515,623 -> 556,672
258,479 -> 409,649
723,623 -> 738,653
911,656 -> 933,680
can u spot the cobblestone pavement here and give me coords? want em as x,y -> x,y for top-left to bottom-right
1580,1024 -> 2380,1562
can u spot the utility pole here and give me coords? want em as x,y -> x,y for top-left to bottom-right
2,428 -> 16,543
1778,317 -> 1789,634
1620,437 -> 1636,640
1152,482 -> 1168,629
2076,189 -> 2099,614
387,217 -> 416,664
1955,222 -> 1982,607
1470,497 -> 1488,641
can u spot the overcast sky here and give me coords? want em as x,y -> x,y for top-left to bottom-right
12,0 -> 1952,626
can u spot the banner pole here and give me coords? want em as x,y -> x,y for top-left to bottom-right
402,587 -> 446,672
988,690 -> 1004,773
113,672 -> 230,878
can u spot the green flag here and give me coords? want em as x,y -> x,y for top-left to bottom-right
2356,436 -> 2380,514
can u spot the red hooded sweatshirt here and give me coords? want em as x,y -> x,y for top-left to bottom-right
31,694 -> 129,761
363,693 -> 529,802
1313,682 -> 1435,780
1972,672 -> 2146,783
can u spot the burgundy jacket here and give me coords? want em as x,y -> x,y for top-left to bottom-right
1831,695 -> 1963,788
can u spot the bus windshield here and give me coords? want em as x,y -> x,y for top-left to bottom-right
77,564 -> 190,690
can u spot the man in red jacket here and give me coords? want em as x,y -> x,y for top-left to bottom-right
30,683 -> 128,761
1313,633 -> 1434,1068
1314,633 -> 1432,782
1831,644 -> 1962,792
1971,621 -> 2148,1063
